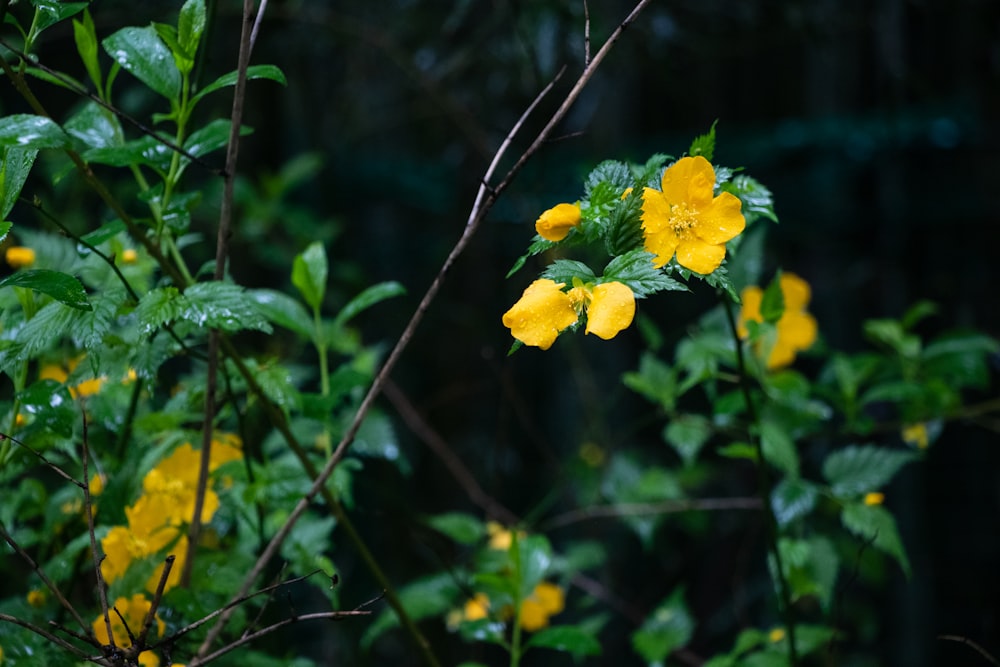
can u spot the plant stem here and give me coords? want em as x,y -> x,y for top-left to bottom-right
721,296 -> 799,666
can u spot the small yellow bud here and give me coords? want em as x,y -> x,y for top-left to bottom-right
768,627 -> 786,643
863,492 -> 885,506
5,246 -> 36,268
27,589 -> 47,607
121,248 -> 138,264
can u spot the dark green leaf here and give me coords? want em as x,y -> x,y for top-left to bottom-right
527,626 -> 602,656
153,22 -> 193,76
83,134 -> 173,170
760,273 -> 785,323
602,249 -> 686,297
18,379 -> 75,437
30,0 -> 88,33
901,300 -> 938,330
79,220 -> 127,248
601,186 -> 644,255
721,175 -> 778,224
759,418 -> 799,478
622,352 -> 677,411
0,269 -> 91,310
1,147 -> 39,219
191,64 -> 287,105
584,159 -> 633,195
841,502 -> 911,576
360,573 -> 460,648
688,120 -> 717,161
183,119 -> 253,158
771,478 -> 819,528
179,0 -> 207,55
332,280 -> 407,328
664,413 -> 712,467
540,259 -> 596,286
632,589 -> 694,663
0,115 -> 67,150
102,26 -> 180,99
135,286 -> 184,335
182,281 -> 273,333
0,221 -> 11,243
506,236 -> 556,278
517,534 -> 553,596
291,241 -> 327,311
425,512 -> 485,545
64,102 -> 121,151
822,445 -> 916,497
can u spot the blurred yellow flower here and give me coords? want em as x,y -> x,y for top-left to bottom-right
502,279 -> 635,349
769,626 -> 786,642
100,501 -> 188,593
463,593 -> 491,622
902,423 -> 929,449
535,202 -> 581,242
864,492 -> 885,506
738,273 -> 818,369
641,156 -> 745,274
92,594 -> 164,659
486,521 -> 526,551
121,248 -> 138,264
89,473 -> 106,496
5,246 -> 35,268
27,589 -> 46,607
38,357 -> 105,398
519,582 -> 564,632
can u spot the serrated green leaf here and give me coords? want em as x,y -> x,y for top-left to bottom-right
135,286 -> 184,334
664,413 -> 712,467
688,120 -> 717,161
182,281 -> 273,333
0,115 -> 67,150
602,185 -> 645,255
584,159 -> 633,195
632,589 -> 694,663
102,26 -> 180,99
247,288 -> 313,337
822,445 -> 916,497
704,264 -> 739,301
1,146 -> 39,219
425,512 -> 485,545
527,625 -> 602,656
73,10 -> 101,90
539,259 -> 596,286
291,241 -> 327,310
0,269 -> 91,310
0,221 -> 11,243
721,175 -> 778,225
332,281 -> 406,328
602,249 -> 686,297
15,301 -> 79,359
771,478 -> 819,528
841,502 -> 911,576
191,64 -> 288,105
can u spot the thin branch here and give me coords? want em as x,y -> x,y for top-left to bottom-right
0,613 -> 94,659
583,0 -> 591,65
185,0 -> 257,588
0,431 -> 83,489
82,412 -> 115,650
541,497 -> 763,530
193,2 -> 654,661
249,0 -> 269,52
938,635 -> 1000,667
136,556 -> 175,651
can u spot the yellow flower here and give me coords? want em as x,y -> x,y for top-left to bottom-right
503,279 -> 635,349
463,593 -> 491,622
92,594 -> 164,652
519,582 -> 564,632
27,588 -> 47,608
535,203 -> 581,242
768,626 -> 786,642
864,492 -> 885,506
89,473 -> 106,496
121,248 -> 138,264
486,521 -> 526,551
38,357 -> 105,398
100,501 -> 188,592
902,423 -> 929,449
5,246 -> 36,269
640,156 -> 745,274
738,273 -> 817,369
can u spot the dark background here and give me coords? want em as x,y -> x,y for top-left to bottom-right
5,1 -> 999,665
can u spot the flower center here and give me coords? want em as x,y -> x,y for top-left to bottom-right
668,203 -> 698,238
567,286 -> 590,314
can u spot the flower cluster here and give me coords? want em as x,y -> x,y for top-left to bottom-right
90,594 -> 179,667
100,436 -> 242,593
738,273 -> 817,369
504,149 -> 751,350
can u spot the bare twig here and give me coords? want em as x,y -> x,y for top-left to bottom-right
0,432 -> 83,489
82,413 -> 115,650
0,613 -> 94,659
583,0 -> 591,65
185,0 -> 257,588
137,556 -> 175,651
249,0 -> 270,52
541,497 -> 763,530
938,635 -> 1000,666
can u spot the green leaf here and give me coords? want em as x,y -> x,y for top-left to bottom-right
584,159 -> 633,195
602,249 -> 686,297
79,220 -> 127,248
632,589 -> 694,663
18,379 -> 75,437
63,102 -> 121,151
841,502 -> 911,576
664,413 -> 712,467
248,288 -> 313,337
527,625 -> 602,656
191,64 -> 288,105
0,221 -> 11,243
623,352 -> 677,411
332,280 -> 407,328
601,185 -> 644,255
178,0 -> 207,60
822,445 -> 917,497
688,120 -> 717,161
0,269 -> 91,310
181,281 -> 273,333
506,236 -> 556,278
425,512 -> 485,545
184,119 -> 252,158
1,147 -> 39,219
759,418 -> 799,478
516,534 -> 554,596
759,273 -> 785,323
360,573 -> 460,648
721,175 -> 779,225
82,134 -> 173,170
30,0 -> 89,34
102,26 -> 181,99
291,241 -> 327,311
73,10 -> 101,90
540,259 -> 595,286
0,115 -> 67,150
864,318 -> 920,358
771,478 -> 819,528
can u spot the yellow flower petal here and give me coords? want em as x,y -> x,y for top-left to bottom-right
519,582 -> 564,632
694,191 -> 745,245
5,246 -> 36,269
463,593 -> 491,621
585,282 -> 635,340
502,279 -> 578,349
780,273 -> 812,310
864,492 -> 885,506
659,156 -> 716,209
535,203 -> 581,242
902,423 -> 929,449
676,237 -> 727,274
739,274 -> 818,369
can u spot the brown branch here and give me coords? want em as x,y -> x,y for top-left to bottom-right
938,635 -> 1000,667
82,412 -> 115,650
0,613 -> 95,660
541,497 -> 763,531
